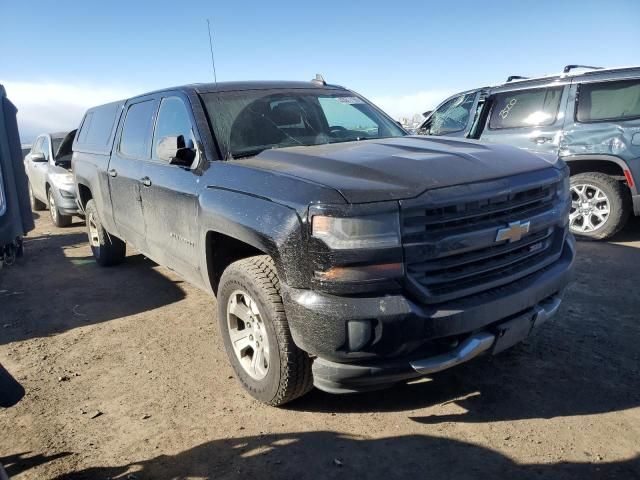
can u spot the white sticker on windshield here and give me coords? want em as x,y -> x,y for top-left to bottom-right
336,96 -> 365,104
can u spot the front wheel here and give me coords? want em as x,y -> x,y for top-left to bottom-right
48,189 -> 72,227
569,172 -> 631,240
85,199 -> 126,266
217,255 -> 313,406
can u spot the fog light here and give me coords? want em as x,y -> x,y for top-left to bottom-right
348,320 -> 373,351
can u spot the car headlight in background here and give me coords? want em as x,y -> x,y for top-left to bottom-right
311,213 -> 400,249
50,172 -> 74,187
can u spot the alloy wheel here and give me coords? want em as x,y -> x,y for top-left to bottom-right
569,183 -> 610,233
226,290 -> 270,380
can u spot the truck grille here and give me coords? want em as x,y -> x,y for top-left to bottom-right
401,175 -> 566,304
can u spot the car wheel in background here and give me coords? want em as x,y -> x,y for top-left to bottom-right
48,189 -> 72,227
217,255 -> 313,406
569,172 -> 631,240
29,183 -> 46,211
85,199 -> 126,266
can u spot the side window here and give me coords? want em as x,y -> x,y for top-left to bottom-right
152,97 -> 195,162
76,112 -> 94,144
119,100 -> 156,158
41,136 -> 51,161
430,93 -> 476,135
577,79 -> 640,122
489,87 -> 563,129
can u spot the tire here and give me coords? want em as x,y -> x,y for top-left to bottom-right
48,189 -> 72,228
569,172 -> 631,240
217,255 -> 313,406
29,183 -> 46,211
85,199 -> 126,266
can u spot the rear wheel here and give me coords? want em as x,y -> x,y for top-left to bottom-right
48,189 -> 72,227
217,255 -> 313,406
85,199 -> 126,266
29,183 -> 46,211
569,172 -> 630,240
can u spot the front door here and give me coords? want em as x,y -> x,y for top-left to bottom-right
480,85 -> 569,155
419,90 -> 482,138
139,94 -> 202,282
107,97 -> 158,252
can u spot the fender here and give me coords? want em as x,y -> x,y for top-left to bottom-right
197,186 -> 309,295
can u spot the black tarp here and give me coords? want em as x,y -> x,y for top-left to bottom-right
0,85 -> 34,252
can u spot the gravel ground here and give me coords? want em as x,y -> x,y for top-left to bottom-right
1,213 -> 639,479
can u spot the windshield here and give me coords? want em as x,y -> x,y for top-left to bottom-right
201,89 -> 406,158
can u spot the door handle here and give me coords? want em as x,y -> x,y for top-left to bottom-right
108,168 -> 117,177
532,136 -> 553,144
140,176 -> 152,187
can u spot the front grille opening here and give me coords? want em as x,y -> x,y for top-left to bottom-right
402,180 -> 564,304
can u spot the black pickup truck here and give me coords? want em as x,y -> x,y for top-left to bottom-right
73,79 -> 575,405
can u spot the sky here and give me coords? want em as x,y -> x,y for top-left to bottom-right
1,0 -> 639,143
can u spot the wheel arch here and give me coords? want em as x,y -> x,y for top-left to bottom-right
199,188 -> 308,297
562,154 -> 636,195
76,182 -> 93,210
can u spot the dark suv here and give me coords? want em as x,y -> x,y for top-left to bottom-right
418,65 -> 640,240
73,79 -> 574,405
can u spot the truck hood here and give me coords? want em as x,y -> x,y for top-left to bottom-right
236,136 -> 561,203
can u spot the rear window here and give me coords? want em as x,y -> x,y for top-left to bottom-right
75,102 -> 122,153
489,87 -> 563,129
577,79 -> 640,122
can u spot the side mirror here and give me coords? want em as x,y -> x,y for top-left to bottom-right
422,110 -> 432,118
31,153 -> 46,163
157,135 -> 196,167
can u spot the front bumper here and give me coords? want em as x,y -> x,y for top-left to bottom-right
282,234 -> 575,393
52,186 -> 80,216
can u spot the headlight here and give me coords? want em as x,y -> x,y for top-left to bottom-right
50,172 -> 74,187
312,213 -> 400,249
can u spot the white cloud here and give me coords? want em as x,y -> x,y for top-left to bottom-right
1,80 -> 135,143
371,89 -> 454,121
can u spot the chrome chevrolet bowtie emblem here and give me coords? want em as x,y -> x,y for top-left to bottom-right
496,220 -> 530,243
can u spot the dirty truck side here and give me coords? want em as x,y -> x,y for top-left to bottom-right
73,81 -> 575,406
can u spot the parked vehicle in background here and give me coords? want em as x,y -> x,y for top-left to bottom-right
0,85 -> 34,268
24,130 -> 79,227
73,78 -> 574,406
418,65 -> 640,240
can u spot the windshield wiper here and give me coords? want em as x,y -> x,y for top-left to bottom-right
230,148 -> 267,159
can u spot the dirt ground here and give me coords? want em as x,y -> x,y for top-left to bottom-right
1,212 -> 639,480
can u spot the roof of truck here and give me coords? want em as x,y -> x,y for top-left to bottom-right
130,80 -> 346,99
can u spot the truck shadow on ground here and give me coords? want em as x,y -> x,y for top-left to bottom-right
0,230 -> 185,345
1,451 -> 71,479
291,237 -> 640,424
44,431 -> 639,480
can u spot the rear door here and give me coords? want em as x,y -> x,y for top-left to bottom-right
479,84 -> 569,155
108,97 -> 158,252
139,93 -> 202,281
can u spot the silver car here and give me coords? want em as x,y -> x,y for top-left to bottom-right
24,130 -> 80,227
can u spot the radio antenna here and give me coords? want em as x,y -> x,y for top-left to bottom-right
206,19 -> 218,84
